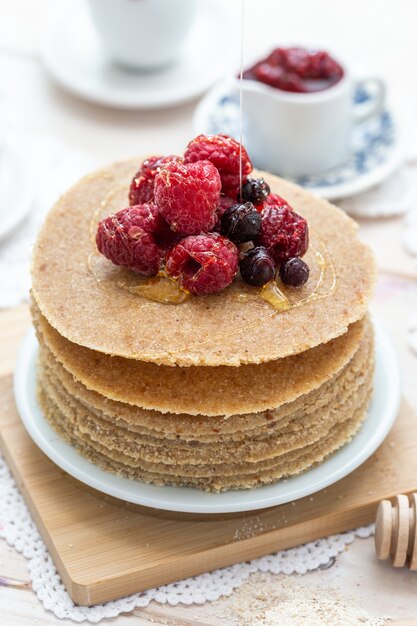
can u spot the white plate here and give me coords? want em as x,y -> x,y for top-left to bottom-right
0,140 -> 32,241
14,319 -> 400,514
40,0 -> 238,110
193,82 -> 405,200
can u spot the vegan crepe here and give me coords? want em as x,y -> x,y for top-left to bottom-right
32,300 -> 366,417
30,161 -> 376,491
31,160 -> 375,367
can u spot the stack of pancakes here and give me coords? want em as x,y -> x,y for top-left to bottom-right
31,160 -> 376,492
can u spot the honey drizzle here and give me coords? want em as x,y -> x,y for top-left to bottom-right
261,245 -> 336,311
119,273 -> 189,304
88,252 -> 189,305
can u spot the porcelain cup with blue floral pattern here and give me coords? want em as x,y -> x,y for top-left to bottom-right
230,55 -> 385,178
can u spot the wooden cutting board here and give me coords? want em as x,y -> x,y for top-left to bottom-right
1,307 -> 417,607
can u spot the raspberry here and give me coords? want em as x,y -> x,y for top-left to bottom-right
249,192 -> 287,215
212,195 -> 235,231
129,155 -> 181,206
96,204 -> 167,275
184,134 -> 252,198
184,134 -> 252,176
266,193 -> 287,206
259,204 -> 309,263
219,172 -> 245,201
152,216 -> 182,251
165,233 -> 238,295
154,160 -> 221,235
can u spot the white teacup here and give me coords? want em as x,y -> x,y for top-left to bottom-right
87,0 -> 198,70
231,65 -> 385,177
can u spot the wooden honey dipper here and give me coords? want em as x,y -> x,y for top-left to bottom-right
375,494 -> 417,569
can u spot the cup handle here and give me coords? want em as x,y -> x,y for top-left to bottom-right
353,77 -> 386,123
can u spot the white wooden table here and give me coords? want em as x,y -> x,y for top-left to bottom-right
1,1 -> 417,622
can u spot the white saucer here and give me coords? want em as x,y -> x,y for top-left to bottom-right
14,320 -> 400,514
0,140 -> 32,241
193,83 -> 405,200
40,0 -> 237,110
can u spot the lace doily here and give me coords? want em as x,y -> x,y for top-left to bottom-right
0,452 -> 374,623
0,133 -> 95,309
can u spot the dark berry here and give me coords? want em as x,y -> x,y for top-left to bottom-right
241,178 -> 271,204
266,192 -> 287,206
259,204 -> 309,263
279,257 -> 310,287
165,233 -> 238,295
240,246 -> 275,287
220,202 -> 261,243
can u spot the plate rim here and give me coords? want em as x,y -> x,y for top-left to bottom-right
13,318 -> 401,514
192,82 -> 405,201
40,0 -> 238,110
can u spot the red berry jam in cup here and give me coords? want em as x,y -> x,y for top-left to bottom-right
242,47 -> 344,93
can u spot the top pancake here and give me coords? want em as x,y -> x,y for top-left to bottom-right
31,158 -> 375,366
